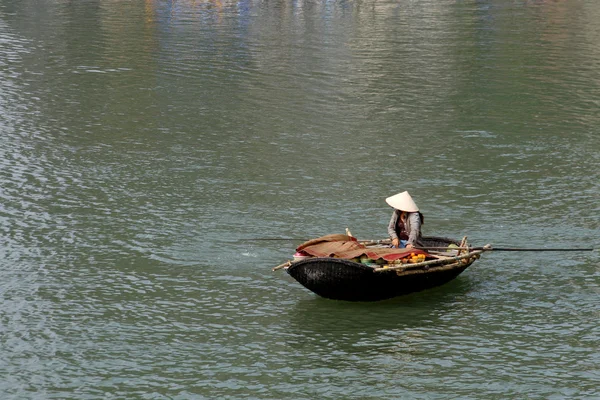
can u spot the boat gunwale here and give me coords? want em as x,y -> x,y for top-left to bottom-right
287,251 -> 480,276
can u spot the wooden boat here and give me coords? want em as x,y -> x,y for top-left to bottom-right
275,235 -> 484,302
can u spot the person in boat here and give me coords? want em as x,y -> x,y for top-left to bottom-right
386,191 -> 424,249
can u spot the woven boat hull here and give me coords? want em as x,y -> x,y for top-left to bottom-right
285,236 -> 477,301
287,258 -> 474,301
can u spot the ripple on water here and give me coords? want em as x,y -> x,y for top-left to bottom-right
1,1 -> 600,399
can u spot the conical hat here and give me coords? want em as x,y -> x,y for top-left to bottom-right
385,191 -> 419,212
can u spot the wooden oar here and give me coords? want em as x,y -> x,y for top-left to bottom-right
416,245 -> 595,252
241,238 -> 307,241
248,238 -> 595,252
479,247 -> 594,252
272,260 -> 292,271
241,237 -> 390,243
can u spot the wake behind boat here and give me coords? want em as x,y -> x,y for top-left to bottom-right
273,234 -> 484,301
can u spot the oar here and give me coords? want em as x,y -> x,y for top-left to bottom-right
240,237 -> 391,244
416,245 -> 595,252
478,246 -> 595,252
245,238 -> 596,252
240,238 -> 307,241
272,260 -> 292,271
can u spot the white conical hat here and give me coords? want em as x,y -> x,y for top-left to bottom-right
385,191 -> 419,212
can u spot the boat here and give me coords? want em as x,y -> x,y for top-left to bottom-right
273,234 -> 485,302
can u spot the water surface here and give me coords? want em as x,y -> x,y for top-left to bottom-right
1,1 -> 599,399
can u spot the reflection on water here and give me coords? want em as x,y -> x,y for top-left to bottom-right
286,279 -> 474,339
1,0 -> 599,398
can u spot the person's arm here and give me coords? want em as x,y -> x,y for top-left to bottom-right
406,212 -> 421,248
388,211 -> 399,247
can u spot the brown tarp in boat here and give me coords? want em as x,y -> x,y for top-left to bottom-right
296,234 -> 429,261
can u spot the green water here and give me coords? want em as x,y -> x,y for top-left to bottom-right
1,1 -> 599,399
